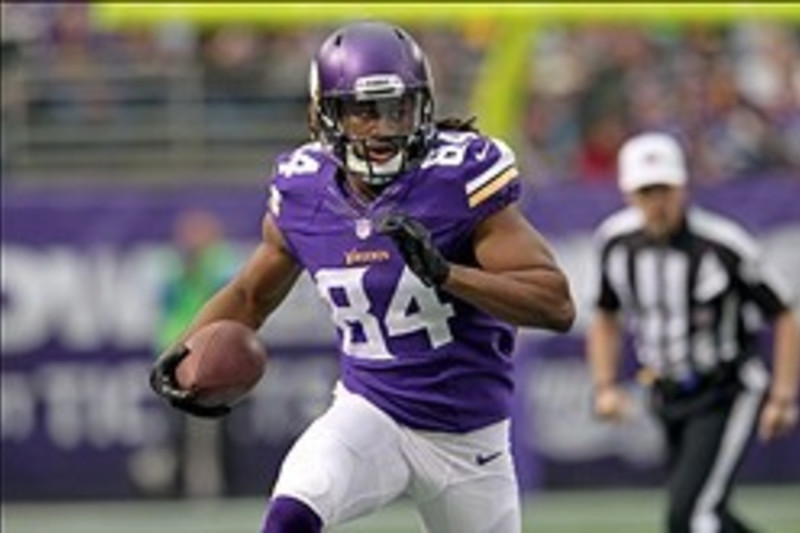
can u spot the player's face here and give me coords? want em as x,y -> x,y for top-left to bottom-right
627,184 -> 687,239
339,94 -> 417,163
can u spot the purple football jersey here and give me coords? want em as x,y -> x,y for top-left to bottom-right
268,130 -> 522,432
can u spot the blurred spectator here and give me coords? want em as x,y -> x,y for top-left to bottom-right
200,26 -> 266,124
259,28 -> 319,123
523,22 -> 800,185
261,28 -> 319,94
157,209 -> 236,349
733,22 -> 800,171
30,4 -> 117,124
155,209 -> 237,499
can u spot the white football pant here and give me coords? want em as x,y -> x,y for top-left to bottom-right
270,383 -> 521,533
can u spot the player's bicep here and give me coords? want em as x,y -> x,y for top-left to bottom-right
472,204 -> 559,273
232,214 -> 302,315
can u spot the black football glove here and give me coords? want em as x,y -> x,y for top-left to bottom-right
149,345 -> 231,419
377,213 -> 450,287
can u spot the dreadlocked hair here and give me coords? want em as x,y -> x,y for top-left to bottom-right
435,116 -> 479,132
307,103 -> 321,141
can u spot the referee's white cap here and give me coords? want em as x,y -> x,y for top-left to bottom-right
618,132 -> 688,193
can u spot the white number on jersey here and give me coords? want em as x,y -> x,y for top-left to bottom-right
420,131 -> 480,169
277,149 -> 321,178
316,267 -> 391,360
315,266 -> 455,360
385,266 -> 455,349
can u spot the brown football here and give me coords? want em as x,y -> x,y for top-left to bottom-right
175,320 -> 267,407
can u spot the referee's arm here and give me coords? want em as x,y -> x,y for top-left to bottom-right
740,250 -> 800,442
586,233 -> 631,421
759,309 -> 800,441
587,308 -> 630,421
587,309 -> 622,389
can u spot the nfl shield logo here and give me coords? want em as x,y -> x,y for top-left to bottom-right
355,218 -> 372,239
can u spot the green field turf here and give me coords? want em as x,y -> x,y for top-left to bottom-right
4,486 -> 799,533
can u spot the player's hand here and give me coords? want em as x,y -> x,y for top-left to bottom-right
593,385 -> 631,422
149,345 -> 231,419
377,213 -> 450,287
758,397 -> 798,442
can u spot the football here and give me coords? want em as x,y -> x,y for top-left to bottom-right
175,320 -> 267,407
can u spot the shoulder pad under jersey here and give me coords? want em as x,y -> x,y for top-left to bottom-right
420,130 -> 521,219
267,142 -> 336,226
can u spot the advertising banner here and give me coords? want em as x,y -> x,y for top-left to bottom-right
2,178 -> 799,499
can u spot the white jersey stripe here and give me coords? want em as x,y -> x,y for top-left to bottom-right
465,140 -> 516,195
690,358 -> 767,532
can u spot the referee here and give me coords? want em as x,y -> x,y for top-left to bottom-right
587,132 -> 800,533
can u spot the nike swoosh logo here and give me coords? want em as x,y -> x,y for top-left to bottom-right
475,451 -> 503,466
475,141 -> 492,162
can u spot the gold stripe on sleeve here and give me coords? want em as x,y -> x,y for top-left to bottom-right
468,167 -> 519,208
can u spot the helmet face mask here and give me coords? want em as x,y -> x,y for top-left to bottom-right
309,22 -> 435,186
330,91 -> 429,182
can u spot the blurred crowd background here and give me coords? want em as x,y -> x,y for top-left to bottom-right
523,20 -> 800,184
3,3 -> 798,184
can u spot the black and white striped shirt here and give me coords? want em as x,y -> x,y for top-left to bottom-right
594,206 -> 791,382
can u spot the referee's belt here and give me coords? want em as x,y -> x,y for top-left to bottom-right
641,363 -> 740,398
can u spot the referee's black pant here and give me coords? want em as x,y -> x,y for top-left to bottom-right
651,359 -> 767,533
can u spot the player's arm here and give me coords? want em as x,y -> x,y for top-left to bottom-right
443,204 -> 574,331
377,204 -> 574,330
379,205 -> 573,330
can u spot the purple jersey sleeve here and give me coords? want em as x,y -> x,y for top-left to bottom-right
268,142 -> 334,225
423,131 -> 521,225
267,142 -> 339,263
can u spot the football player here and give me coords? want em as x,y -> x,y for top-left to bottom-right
152,21 -> 575,533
